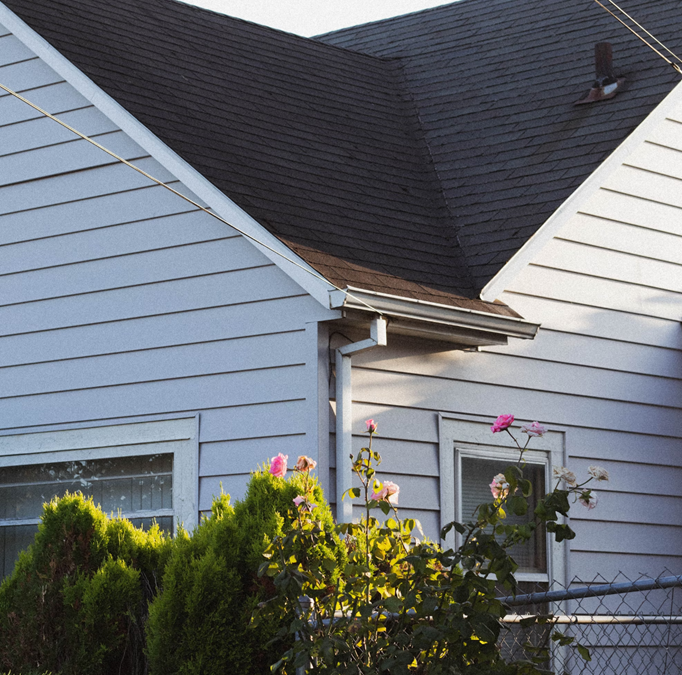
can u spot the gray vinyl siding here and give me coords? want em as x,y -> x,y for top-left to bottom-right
343,114 -> 682,579
0,28 -> 332,517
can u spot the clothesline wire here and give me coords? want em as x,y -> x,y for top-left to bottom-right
593,0 -> 682,74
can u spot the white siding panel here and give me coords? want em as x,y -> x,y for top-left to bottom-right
569,491 -> 682,528
557,214 -> 682,265
0,266 -> 302,335
0,82 -> 90,125
566,427 -> 682,467
199,401 -> 308,443
200,474 -> 250,508
569,457 -> 682,500
200,436 -> 306,476
0,295 -> 323,366
648,117 -> 682,151
0,365 -> 307,429
570,522 -> 682,557
347,403 -> 440,444
0,58 -> 61,90
570,552 -> 681,581
0,23 -> 9,36
328,437 -> 439,478
351,368 -> 681,437
602,164 -> 682,209
371,474 -> 438,511
0,157 -> 176,214
0,210 -> 217,274
0,131 -> 145,187
483,329 -> 680,379
0,34 -> 35,65
576,190 -> 682,239
0,330 -> 306,397
499,293 -> 682,349
325,469 -> 437,512
0,184 -> 199,244
354,344 -> 681,408
538,238 -> 682,291
0,238 -> 267,305
580,189 -> 682,236
0,107 -> 117,155
512,265 -> 681,320
623,140 -> 682,181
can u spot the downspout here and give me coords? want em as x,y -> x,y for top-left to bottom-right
335,315 -> 387,523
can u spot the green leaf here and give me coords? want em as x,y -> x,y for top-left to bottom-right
520,479 -> 533,497
342,487 -> 361,501
520,615 -> 540,628
577,644 -> 592,662
508,495 -> 528,516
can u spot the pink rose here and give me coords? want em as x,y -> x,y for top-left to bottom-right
269,453 -> 288,478
365,419 -> 378,434
293,495 -> 317,510
521,421 -> 547,437
489,473 -> 509,499
491,414 -> 514,433
370,480 -> 399,504
295,456 -> 317,472
578,490 -> 598,510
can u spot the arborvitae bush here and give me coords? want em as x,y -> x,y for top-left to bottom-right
146,468 -> 345,675
0,493 -> 169,675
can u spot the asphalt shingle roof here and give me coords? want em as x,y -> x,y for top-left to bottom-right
319,0 -> 682,289
2,0 -> 680,313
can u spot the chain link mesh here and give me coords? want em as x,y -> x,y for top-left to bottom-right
499,570 -> 682,674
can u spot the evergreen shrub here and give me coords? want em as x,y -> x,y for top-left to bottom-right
0,493 -> 169,675
146,467 -> 344,675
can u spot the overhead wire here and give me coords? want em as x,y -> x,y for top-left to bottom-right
593,0 -> 682,74
0,81 -> 385,316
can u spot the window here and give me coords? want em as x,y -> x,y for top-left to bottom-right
0,417 -> 198,578
439,414 -> 566,584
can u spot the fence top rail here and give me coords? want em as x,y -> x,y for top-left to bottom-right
498,574 -> 682,607
502,614 -> 682,625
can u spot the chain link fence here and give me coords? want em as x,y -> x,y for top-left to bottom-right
498,571 -> 682,674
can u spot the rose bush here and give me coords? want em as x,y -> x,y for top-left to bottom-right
256,416 -> 604,674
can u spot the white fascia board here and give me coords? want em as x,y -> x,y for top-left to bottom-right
0,2 -> 334,309
481,76 -> 682,303
329,286 -> 539,340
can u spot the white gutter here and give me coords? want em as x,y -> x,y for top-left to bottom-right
335,315 -> 387,523
330,286 -> 539,342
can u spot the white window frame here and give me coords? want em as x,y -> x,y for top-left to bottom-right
0,416 -> 199,534
439,413 -> 568,585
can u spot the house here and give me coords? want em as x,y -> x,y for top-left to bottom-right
0,0 -> 680,588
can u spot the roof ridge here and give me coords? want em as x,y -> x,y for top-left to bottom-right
388,55 -> 478,297
315,0 -> 459,41
169,0 -> 392,65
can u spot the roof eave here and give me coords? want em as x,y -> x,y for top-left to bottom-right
329,287 -> 539,347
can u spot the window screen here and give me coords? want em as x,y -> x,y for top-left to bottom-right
0,453 -> 173,578
460,456 -> 546,574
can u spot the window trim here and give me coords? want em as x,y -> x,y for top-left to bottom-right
0,415 -> 199,532
439,413 -> 568,585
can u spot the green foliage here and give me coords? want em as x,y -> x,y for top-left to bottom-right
256,428 -> 593,674
146,468 -> 345,675
0,493 -> 169,675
